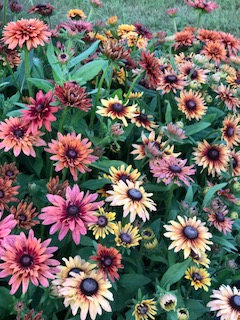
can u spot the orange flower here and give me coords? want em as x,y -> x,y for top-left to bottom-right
174,29 -> 195,50
45,132 -> 98,181
0,178 -> 19,211
221,115 -> 240,148
200,41 -> 227,65
2,18 -> 51,50
157,71 -> 187,94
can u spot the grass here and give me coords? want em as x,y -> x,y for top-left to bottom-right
22,0 -> 240,35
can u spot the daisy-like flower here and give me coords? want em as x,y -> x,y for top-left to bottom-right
96,95 -> 137,127
204,207 -> 234,234
39,184 -> 103,245
90,244 -> 123,282
133,298 -> 157,320
107,164 -> 141,185
114,221 -> 142,248
88,207 -> 116,240
0,44 -> 21,68
159,293 -> 177,312
178,61 -> 208,83
157,71 -> 187,94
176,89 -> 207,121
0,229 -> 59,294
230,150 -> 240,176
163,122 -> 187,142
200,41 -> 227,65
59,270 -> 113,320
21,90 -> 58,134
174,29 -> 195,50
67,9 -> 86,20
28,4 -> 54,16
134,22 -> 152,40
45,132 -> 98,181
0,162 -> 19,181
215,83 -> 239,112
2,18 -> 51,50
139,50 -> 161,88
226,72 -> 240,89
10,201 -> 39,230
185,266 -> 211,291
197,29 -> 221,43
164,215 -> 213,259
193,140 -> 229,177
0,117 -> 46,157
184,0 -> 218,13
190,250 -> 210,268
0,178 -> 19,211
106,180 -> 156,223
117,24 -> 136,37
47,176 -> 69,197
150,156 -> 196,187
131,108 -> 158,131
219,31 -> 240,56
221,115 -> 240,148
52,256 -> 96,292
0,213 -> 17,245
207,285 -> 240,320
55,81 -> 92,112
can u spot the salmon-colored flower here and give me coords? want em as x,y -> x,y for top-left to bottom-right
174,29 -> 195,50
0,117 -> 46,157
0,213 -> 17,245
215,84 -> 239,112
2,18 -> 51,50
10,201 -> 39,230
0,162 -> 19,182
139,51 -> 161,88
0,229 -> 59,294
200,41 -> 227,65
184,0 -> 218,13
0,177 -> 19,211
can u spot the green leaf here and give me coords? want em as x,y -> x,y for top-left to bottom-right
202,182 -> 227,207
120,274 -> 151,288
72,59 -> 107,82
165,100 -> 172,123
0,287 -> 14,310
185,185 -> 193,203
212,235 -> 237,252
185,299 -> 208,320
47,41 -> 64,83
80,178 -> 111,190
185,121 -> 211,136
68,41 -> 100,69
91,160 -> 126,173
159,259 -> 191,289
27,78 -> 54,92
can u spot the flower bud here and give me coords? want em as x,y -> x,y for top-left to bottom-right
230,211 -> 239,220
177,308 -> 189,320
205,95 -> 213,103
159,293 -> 177,312
9,0 -> 23,13
226,259 -> 238,270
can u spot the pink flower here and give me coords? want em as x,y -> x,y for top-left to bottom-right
166,8 -> 178,16
184,0 -> 219,13
0,213 -> 17,245
0,230 -> 59,294
150,156 -> 196,187
21,90 -> 59,134
39,185 -> 104,244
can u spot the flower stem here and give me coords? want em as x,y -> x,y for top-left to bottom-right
123,72 -> 143,104
87,7 -> 94,21
173,18 -> 177,33
58,107 -> 68,133
24,47 -> 33,97
197,11 -> 203,29
164,183 -> 175,222
3,0 -> 7,25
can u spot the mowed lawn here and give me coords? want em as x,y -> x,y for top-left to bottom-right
24,0 -> 240,35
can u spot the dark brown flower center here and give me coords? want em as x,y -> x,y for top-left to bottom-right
186,99 -> 197,110
235,77 -> 240,85
0,190 -> 4,198
229,295 -> 240,311
20,254 -> 33,267
166,75 -> 177,83
6,170 -> 14,177
68,267 -> 82,277
111,103 -> 124,113
127,188 -> 143,201
19,214 -> 27,222
152,142 -> 161,150
215,212 -> 225,222
179,309 -> 187,315
35,104 -> 45,112
66,204 -> 80,217
120,233 -> 131,243
183,226 -> 198,239
104,183 -> 114,192
226,126 -> 235,137
102,256 -> 112,267
143,230 -> 152,237
97,215 -> 108,227
137,304 -> 148,315
207,147 -> 219,160
80,278 -> 99,296
14,129 -> 24,138
66,148 -> 78,159
169,164 -> 182,173
119,174 -> 130,183
190,69 -> 198,80
232,157 -> 238,168
139,113 -> 148,122
165,300 -> 174,307
192,272 -> 202,281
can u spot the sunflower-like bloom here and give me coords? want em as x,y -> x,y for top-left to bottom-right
184,0 -> 218,13
0,229 -> 59,294
0,177 -> 19,211
207,285 -> 240,320
178,61 -> 208,84
139,50 -> 161,88
190,250 -> 210,268
164,215 -> 213,259
2,18 -> 51,50
59,271 -> 113,320
91,243 -> 124,282
107,164 -> 141,185
0,44 -> 21,68
47,176 -> 69,197
174,29 -> 195,50
117,24 -> 136,37
193,140 -> 230,177
10,201 -> 39,230
215,84 -> 240,112
133,298 -> 157,320
45,132 -> 98,181
197,28 -> 221,43
39,185 -> 104,245
67,9 -> 86,20
97,95 -> 137,127
157,71 -> 187,94
230,150 -> 240,176
219,31 -> 240,56
0,162 -> 19,181
131,108 -> 158,131
226,72 -> 240,90
0,117 -> 46,157
88,207 -> 116,240
21,90 -> 58,134
0,213 -> 17,245
200,41 -> 227,65
185,266 -> 211,291
221,115 -> 240,148
114,221 -> 142,248
204,206 -> 234,235
150,156 -> 196,187
159,293 -> 177,312
176,89 -> 207,121
106,180 -> 156,223
52,256 -> 96,294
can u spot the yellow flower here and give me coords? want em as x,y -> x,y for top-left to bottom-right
114,222 -> 142,248
107,15 -> 118,25
185,266 -> 211,291
88,207 -> 116,240
67,9 -> 86,20
133,298 -> 157,320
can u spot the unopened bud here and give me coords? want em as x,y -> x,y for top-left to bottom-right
230,211 -> 239,220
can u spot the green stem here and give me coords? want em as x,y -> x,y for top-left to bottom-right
164,184 -> 175,222
64,308 -> 72,320
157,92 -> 162,122
123,72 -> 143,104
5,58 -> 21,92
197,11 -> 203,30
89,63 -> 110,129
3,0 -> 7,25
24,47 -> 33,97
58,107 -> 68,132
61,168 -> 68,182
173,18 -> 177,33
87,7 -> 94,21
